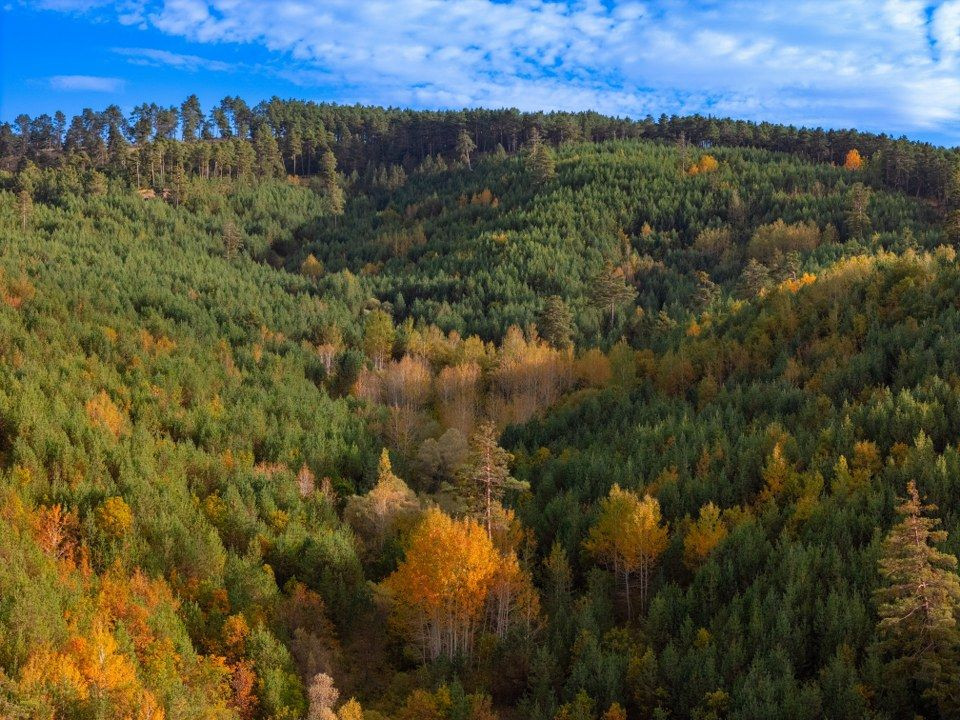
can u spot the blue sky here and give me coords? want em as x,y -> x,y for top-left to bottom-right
3,0 -> 960,145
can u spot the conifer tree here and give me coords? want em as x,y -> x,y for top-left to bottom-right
344,449 -> 419,558
526,127 -> 555,184
845,182 -> 871,239
589,262 -> 637,326
169,163 -> 186,207
538,295 -> 574,349
320,148 -> 345,215
253,124 -> 283,178
222,219 -> 243,259
946,159 -> 960,241
17,188 -> 32,232
740,258 -> 771,297
876,480 -> 960,714
456,128 -> 476,170
180,94 -> 204,142
693,270 -> 719,309
458,420 -> 524,538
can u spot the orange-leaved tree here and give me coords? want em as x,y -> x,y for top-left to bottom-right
844,148 -> 864,170
384,507 -> 499,661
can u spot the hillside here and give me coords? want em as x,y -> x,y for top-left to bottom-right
1,101 -> 960,720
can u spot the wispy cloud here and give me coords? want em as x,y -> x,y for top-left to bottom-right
32,0 -> 960,141
49,74 -> 125,92
114,47 -> 236,72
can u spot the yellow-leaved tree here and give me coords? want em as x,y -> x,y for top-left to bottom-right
384,507 -> 499,661
682,502 -> 728,570
585,485 -> 669,619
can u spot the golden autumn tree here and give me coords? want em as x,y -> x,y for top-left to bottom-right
384,508 -> 500,661
683,502 -> 728,570
96,496 -> 134,541
688,154 -> 719,175
585,485 -> 669,619
843,149 -> 864,170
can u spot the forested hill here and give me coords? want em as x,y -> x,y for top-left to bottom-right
2,98 -> 960,720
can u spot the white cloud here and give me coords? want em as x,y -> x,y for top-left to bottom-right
37,0 -> 960,141
114,47 -> 235,72
49,74 -> 125,92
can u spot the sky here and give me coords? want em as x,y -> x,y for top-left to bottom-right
3,0 -> 960,146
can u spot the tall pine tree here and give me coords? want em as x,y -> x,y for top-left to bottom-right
876,480 -> 960,715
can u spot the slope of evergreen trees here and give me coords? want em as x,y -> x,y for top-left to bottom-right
2,96 -> 960,719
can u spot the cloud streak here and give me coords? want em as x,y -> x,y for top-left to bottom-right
34,0 -> 960,141
49,74 -> 125,92
113,47 -> 236,72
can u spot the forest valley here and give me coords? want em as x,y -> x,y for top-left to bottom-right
2,97 -> 960,720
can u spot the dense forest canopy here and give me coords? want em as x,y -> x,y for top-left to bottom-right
2,96 -> 960,720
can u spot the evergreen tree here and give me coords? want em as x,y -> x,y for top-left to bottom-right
17,188 -> 32,232
457,420 -> 524,538
740,258 -> 771,297
320,148 -> 345,215
538,295 -> 574,349
222,219 -> 243,259
777,251 -> 802,282
693,270 -> 719,309
15,163 -> 36,232
456,128 -> 476,170
589,262 -> 637,326
845,182 -> 871,239
526,127 -> 556,184
946,160 -> 960,241
169,162 -> 186,207
876,480 -> 960,715
180,94 -> 204,142
253,124 -> 283,178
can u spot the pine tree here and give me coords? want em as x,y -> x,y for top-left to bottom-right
17,188 -> 32,232
456,128 -> 476,170
180,94 -> 204,142
458,420 -> 524,538
320,148 -> 345,215
169,163 -> 186,207
693,270 -> 718,309
253,124 -> 283,178
876,480 -> 960,714
740,258 -> 771,297
222,219 -> 243,259
589,262 -> 637,326
526,128 -> 555,184
538,295 -> 574,349
845,182 -> 871,239
344,449 -> 419,558
946,159 -> 960,241
777,251 -> 802,283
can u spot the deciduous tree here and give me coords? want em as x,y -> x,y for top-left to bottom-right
585,485 -> 668,618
